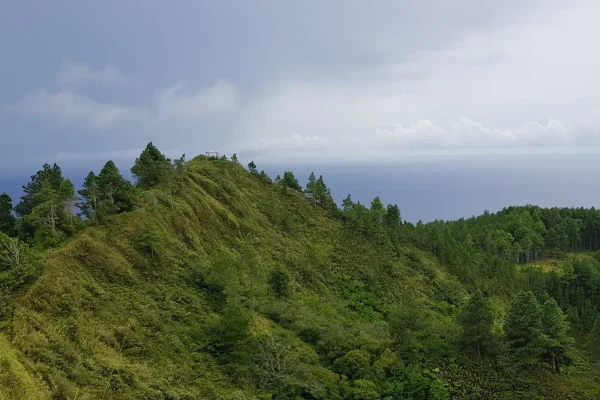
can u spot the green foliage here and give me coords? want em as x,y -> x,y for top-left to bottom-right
540,298 -> 574,373
428,379 -> 450,400
0,232 -> 41,291
268,268 -> 292,298
0,334 -> 49,399
504,291 -> 545,369
0,193 -> 15,236
131,142 -> 172,188
97,160 -> 135,217
77,171 -> 100,223
351,379 -> 379,400
24,178 -> 78,246
458,290 -> 495,357
334,349 -> 372,380
258,170 -> 272,184
281,171 -> 302,192
15,163 -> 65,238
248,160 -> 257,173
15,163 -> 64,218
586,317 -> 600,359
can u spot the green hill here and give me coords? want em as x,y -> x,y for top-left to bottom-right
2,147 -> 600,399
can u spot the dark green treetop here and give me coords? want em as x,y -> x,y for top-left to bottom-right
131,142 -> 172,188
458,290 -> 495,358
0,193 -> 15,236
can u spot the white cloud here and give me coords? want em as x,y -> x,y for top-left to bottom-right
154,80 -> 238,120
236,0 -> 600,159
53,147 -> 182,162
9,77 -> 238,129
9,89 -> 148,129
372,118 -> 574,149
243,110 -> 600,162
57,59 -> 137,86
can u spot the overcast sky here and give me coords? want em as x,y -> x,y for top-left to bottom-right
2,0 -> 600,172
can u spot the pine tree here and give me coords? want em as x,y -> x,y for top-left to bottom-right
131,142 -> 172,188
546,225 -> 568,257
282,171 -> 302,191
0,193 -> 15,236
231,153 -> 239,164
98,161 -> 134,217
248,161 -> 257,174
586,317 -> 600,360
384,204 -> 401,228
78,171 -> 100,223
541,298 -> 573,373
504,291 -> 544,369
26,180 -> 63,245
57,179 -> 77,222
370,196 -> 385,224
342,195 -> 354,212
459,290 -> 495,358
305,172 -> 317,205
315,175 -> 330,205
15,163 -> 65,239
15,163 -> 64,218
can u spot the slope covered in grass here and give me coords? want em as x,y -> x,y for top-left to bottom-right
2,155 -> 600,399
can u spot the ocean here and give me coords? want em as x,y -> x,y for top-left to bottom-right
2,154 -> 600,223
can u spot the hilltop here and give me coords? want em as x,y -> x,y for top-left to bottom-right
2,144 -> 600,399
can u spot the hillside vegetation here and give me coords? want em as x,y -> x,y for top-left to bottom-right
2,144 -> 600,399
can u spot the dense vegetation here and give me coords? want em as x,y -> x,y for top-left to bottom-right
2,143 -> 600,399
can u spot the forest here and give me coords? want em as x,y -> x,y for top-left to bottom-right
2,143 -> 600,399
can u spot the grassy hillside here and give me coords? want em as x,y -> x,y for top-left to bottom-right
2,155 -> 600,399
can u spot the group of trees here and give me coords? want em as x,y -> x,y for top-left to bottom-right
341,195 -> 402,240
426,205 -> 600,266
0,142 -> 176,247
459,290 -> 575,373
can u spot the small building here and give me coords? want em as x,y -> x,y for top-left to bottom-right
205,150 -> 219,158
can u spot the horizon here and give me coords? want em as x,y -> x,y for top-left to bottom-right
4,151 -> 600,223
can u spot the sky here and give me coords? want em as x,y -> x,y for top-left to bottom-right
2,0 -> 600,176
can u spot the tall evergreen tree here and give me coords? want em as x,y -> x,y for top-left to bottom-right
98,161 -> 134,217
342,195 -> 354,212
248,161 -> 257,174
131,142 -> 172,188
384,204 -> 401,228
15,163 -> 64,218
282,171 -> 302,191
15,163 -> 65,239
546,225 -> 568,257
541,298 -> 573,374
0,193 -> 15,236
458,290 -> 495,358
370,196 -> 385,224
305,172 -> 317,205
58,179 -> 78,229
231,153 -> 239,164
26,179 -> 70,245
504,291 -> 544,369
78,172 -> 100,223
